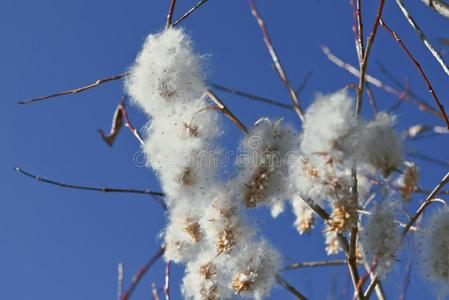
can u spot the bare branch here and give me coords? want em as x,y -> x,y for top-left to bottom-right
164,262 -> 171,300
275,274 -> 308,300
283,259 -> 348,270
395,0 -> 449,76
99,99 -> 124,147
15,167 -> 167,209
247,0 -> 305,121
166,0 -> 177,29
172,0 -> 210,27
321,46 -> 443,119
120,246 -> 166,300
18,73 -> 127,105
380,19 -> 449,129
402,171 -> 449,236
117,263 -> 124,300
204,90 -> 249,134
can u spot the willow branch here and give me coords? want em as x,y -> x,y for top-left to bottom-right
15,167 -> 167,209
356,0 -> 385,116
18,73 -> 127,105
204,90 -> 249,134
283,259 -> 348,270
247,0 -> 305,121
275,274 -> 308,300
396,0 -> 449,76
164,262 -> 171,300
120,246 -> 166,300
322,46 -> 443,119
402,171 -> 449,236
117,263 -> 124,300
166,0 -> 177,29
172,0 -> 210,27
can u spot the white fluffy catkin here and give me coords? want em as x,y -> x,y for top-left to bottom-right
419,208 -> 449,286
237,118 -> 299,217
126,28 -> 281,300
362,202 -> 401,275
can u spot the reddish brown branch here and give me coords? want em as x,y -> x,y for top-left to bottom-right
120,246 -> 166,300
119,98 -> 145,146
204,90 -> 249,134
380,19 -> 449,129
356,0 -> 385,116
402,171 -> 449,237
18,73 -> 127,105
164,262 -> 171,300
166,0 -> 177,29
247,0 -> 305,121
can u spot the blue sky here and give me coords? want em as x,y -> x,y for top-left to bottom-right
1,0 -> 449,299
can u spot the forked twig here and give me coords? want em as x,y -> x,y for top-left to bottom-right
247,0 -> 305,121
120,246 -> 166,300
380,19 -> 449,129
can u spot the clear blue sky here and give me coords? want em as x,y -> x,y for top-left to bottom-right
1,0 -> 449,299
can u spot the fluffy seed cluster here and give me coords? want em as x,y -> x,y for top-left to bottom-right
362,202 -> 401,275
237,118 -> 298,217
288,90 -> 403,254
126,28 -> 280,300
419,208 -> 449,286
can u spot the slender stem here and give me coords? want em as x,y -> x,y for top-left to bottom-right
363,276 -> 379,299
120,246 -> 166,300
402,171 -> 449,236
119,98 -> 145,146
356,0 -> 385,117
321,46 -> 442,119
166,0 -> 177,29
172,0 -> 209,27
152,283 -> 161,300
275,274 -> 308,300
15,167 -> 167,209
117,263 -> 124,300
204,90 -> 249,134
395,0 -> 449,76
210,83 -> 293,110
380,19 -> 449,129
18,73 -> 127,105
247,0 -> 305,122
164,262 -> 171,300
283,259 -> 348,270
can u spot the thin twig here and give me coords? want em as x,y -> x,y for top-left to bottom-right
395,0 -> 449,76
15,167 -> 167,209
421,0 -> 449,19
120,246 -> 166,300
166,0 -> 177,29
152,283 -> 161,300
18,73 -> 127,105
164,262 -> 171,300
172,0 -> 209,27
399,261 -> 412,300
204,90 -> 249,134
247,0 -> 305,121
380,19 -> 449,129
283,259 -> 348,270
321,46 -> 442,119
406,149 -> 449,167
365,82 -> 378,113
119,98 -> 145,146
363,276 -> 379,299
355,0 -> 385,116
117,263 -> 124,300
275,274 -> 308,300
295,71 -> 313,97
210,83 -> 293,110
402,171 -> 449,236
